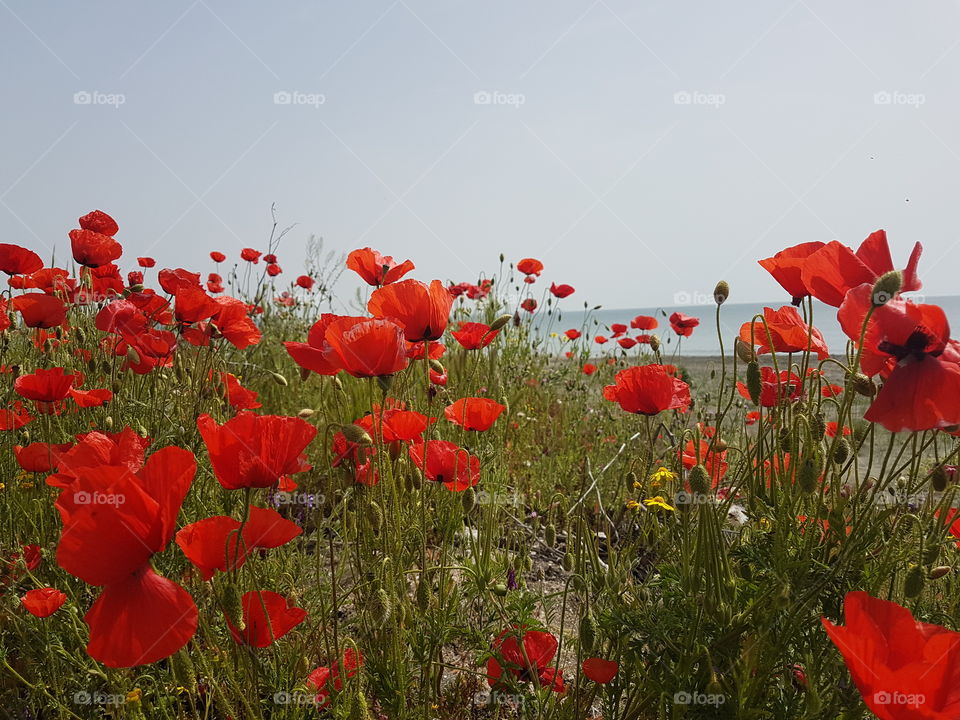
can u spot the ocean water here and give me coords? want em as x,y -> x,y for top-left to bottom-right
531,294 -> 960,357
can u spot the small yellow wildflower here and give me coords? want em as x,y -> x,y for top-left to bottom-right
644,495 -> 675,512
649,467 -> 678,488
126,688 -> 142,703
20,482 -> 34,490
625,499 -> 643,511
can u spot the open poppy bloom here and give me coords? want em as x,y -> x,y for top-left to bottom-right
669,312 -> 700,337
322,316 -> 408,377
838,285 -> 960,432
210,251 -> 226,263
582,657 -> 618,684
737,366 -> 803,407
78,209 -> 118,236
14,442 -> 73,473
408,440 -> 480,491
12,293 -> 67,329
14,367 -> 80,414
631,315 -> 658,330
218,372 -> 261,410
618,337 -> 637,349
240,248 -> 262,263
55,446 -> 198,667
444,397 -> 506,431
45,427 -> 151,489
739,306 -> 829,360
594,335 -> 608,345
177,505 -> 301,580
69,229 -> 122,268
346,247 -> 415,286
197,412 -> 316,489
679,439 -> 728,485
603,365 -> 691,416
451,322 -> 499,350
564,329 -> 581,340
226,590 -> 307,648
210,297 -> 262,350
521,298 -> 537,313
0,243 -> 43,276
550,283 -> 574,298
758,241 -> 825,303
823,592 -> 960,719
610,323 -> 627,337
296,274 -> 314,290
368,279 -> 453,342
582,363 -> 597,375
486,627 -> 564,693
307,648 -> 364,708
516,258 -> 543,280
21,587 -> 67,618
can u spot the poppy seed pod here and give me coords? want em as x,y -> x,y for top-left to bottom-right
370,588 -> 392,623
563,553 -> 574,572
848,372 -> 875,397
545,524 -> 557,547
490,314 -> 512,332
798,454 -> 821,494
461,486 -> 477,514
713,280 -> 730,305
745,361 -> 762,405
871,270 -> 902,306
904,565 -> 925,598
649,335 -> 660,352
833,437 -> 850,464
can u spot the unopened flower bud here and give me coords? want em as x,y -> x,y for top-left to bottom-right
544,524 -> 557,548
930,566 -> 951,580
341,424 -> 373,445
297,408 -> 315,419
833,437 -> 850,464
930,465 -> 949,492
490,314 -> 512,332
848,372 -> 875,397
429,359 -> 444,374
579,614 -> 597,653
270,372 -> 288,386
798,454 -> 822,494
688,464 -> 711,495
745,361 -> 762,405
713,280 -> 730,305
649,335 -> 660,353
461,486 -> 477,514
872,271 -> 902,306
904,564 -> 925,598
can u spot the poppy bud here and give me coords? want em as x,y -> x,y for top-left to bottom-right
490,314 -> 512,332
711,438 -> 728,452
848,372 -> 875,397
491,582 -> 507,596
429,359 -> 444,374
833,437 -> 850,465
929,465 -> 949,492
297,408 -> 315,419
544,524 -> 557,547
104,416 -> 114,430
171,649 -> 197,695
367,501 -> 384,534
270,372 -> 288,387
798,454 -> 821,494
222,583 -> 245,630
930,566 -> 951,580
579,613 -> 597,653
19,429 -> 29,443
126,346 -> 141,366
461,486 -> 477,514
904,564 -> 925,598
649,335 -> 660,353
778,427 -> 792,453
810,412 -> 826,441
416,575 -> 431,610
713,280 -> 730,305
370,588 -> 392,623
625,471 -> 637,490
745,361 -> 762,405
688,464 -> 711,495
563,553 -> 574,572
871,270 -> 902,306
923,543 -> 941,566
332,375 -> 344,393
341,424 -> 373,445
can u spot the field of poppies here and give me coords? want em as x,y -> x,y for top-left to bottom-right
2,211 -> 960,719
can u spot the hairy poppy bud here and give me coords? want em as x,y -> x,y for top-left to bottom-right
371,588 -> 392,623
429,359 -> 444,374
688,464 -> 711,495
872,271 -> 902,306
544,524 -> 557,547
490,314 -> 512,332
904,564 -> 925,598
798,454 -> 821,494
461,486 -> 477,514
848,372 -> 875,397
332,375 -> 344,393
930,465 -> 949,492
366,501 -> 384,534
563,553 -> 574,572
297,408 -> 315,419
735,338 -> 755,363
649,335 -> 661,353
126,346 -> 141,367
833,437 -> 850,465
713,280 -> 730,305
491,583 -> 507,597
810,412 -> 826,441
104,416 -> 114,430
579,613 -> 597,652
416,575 -> 431,610
930,566 -> 951,580
745,361 -> 762,405
341,424 -> 373,445
270,372 -> 288,387
171,650 -> 197,694
778,427 -> 792,453
222,583 -> 245,630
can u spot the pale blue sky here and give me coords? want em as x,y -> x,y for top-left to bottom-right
2,1 -> 959,309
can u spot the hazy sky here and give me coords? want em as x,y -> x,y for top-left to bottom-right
2,1 -> 959,310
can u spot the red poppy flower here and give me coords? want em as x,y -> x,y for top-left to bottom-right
12,293 -> 66,329
263,254 -> 277,264
210,251 -> 226,263
635,334 -> 652,344
176,505 -> 301,580
0,402 -> 32,431
324,316 -> 408,377
0,243 -> 43,276
207,273 -> 224,293
296,275 -> 314,290
516,258 -> 543,278
135,257 -> 155,268
758,241 -> 825,302
219,372 -> 261,410
45,427 -> 152,490
157,268 -> 201,295
487,627 -> 563,692
197,412 -> 316,490
226,591 -> 306,648
679,439 -> 728,485
582,657 -> 618,684
824,422 -> 852,437
822,384 -> 843,398
594,335 -> 608,345
21,587 -> 67,618
307,648 -> 364,708
346,247 -> 415,286
240,248 -> 262,263
745,410 -> 761,425
430,368 -> 448,386
564,329 -> 581,340
69,229 -> 122,268
550,283 -> 575,298
603,365 -> 691,416
284,314 -> 343,376
14,442 -> 73,472
739,306 -> 829,360
582,363 -> 597,375
68,386 -> 112,409
408,440 -> 480,491
823,592 -> 960,719
266,263 -> 282,276
210,297 -> 262,349
444,398 -> 505,431
736,366 -> 802,407
669,312 -> 700,337
631,315 -> 658,330
618,337 -> 637,349
451,322 -> 499,350
127,270 -> 143,287
368,279 -> 453,342
521,298 -> 537,313
14,367 -> 80,412
55,446 -> 197,667
174,287 -> 220,324
78,210 -> 119,236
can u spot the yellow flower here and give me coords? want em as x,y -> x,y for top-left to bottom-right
644,495 -> 675,512
649,467 -> 677,486
0,483 -> 5,491
625,499 -> 643,511
126,688 -> 142,704
20,482 -> 34,490
758,517 -> 773,532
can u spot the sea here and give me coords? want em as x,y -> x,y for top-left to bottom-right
530,294 -> 960,357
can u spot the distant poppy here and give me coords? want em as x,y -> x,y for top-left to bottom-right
219,372 -> 261,410
444,398 -> 506,432
226,591 -> 306,648
603,365 -> 691,416
263,254 -> 278,264
323,316 -> 408,377
550,283 -> 575,298
487,627 -> 563,692
346,247 -> 415,286
582,657 -> 618,684
14,367 -> 79,413
21,588 -> 66,618
631,315 -> 657,330
241,248 -> 261,263
307,648 -> 364,708
0,243 -> 43,275
451,322 -> 499,350
296,275 -> 314,290
368,279 -> 453,342
516,258 -> 543,278
680,439 -> 728,484
78,210 -> 118,236
207,273 -> 224,293
197,412 -> 316,490
822,384 -> 843,398
520,298 -> 537,313
12,293 -> 66,329
266,263 -> 282,276
210,251 -> 226,263
618,337 -> 637,349
669,312 -> 699,337
136,257 -> 155,268
739,306 -> 829,360
408,440 -> 480,491
582,363 -> 597,375
594,335 -> 608,345
824,422 -> 852,437
737,366 -> 803,407
127,271 -> 143,286
0,402 -> 33,431
564,329 -> 581,340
